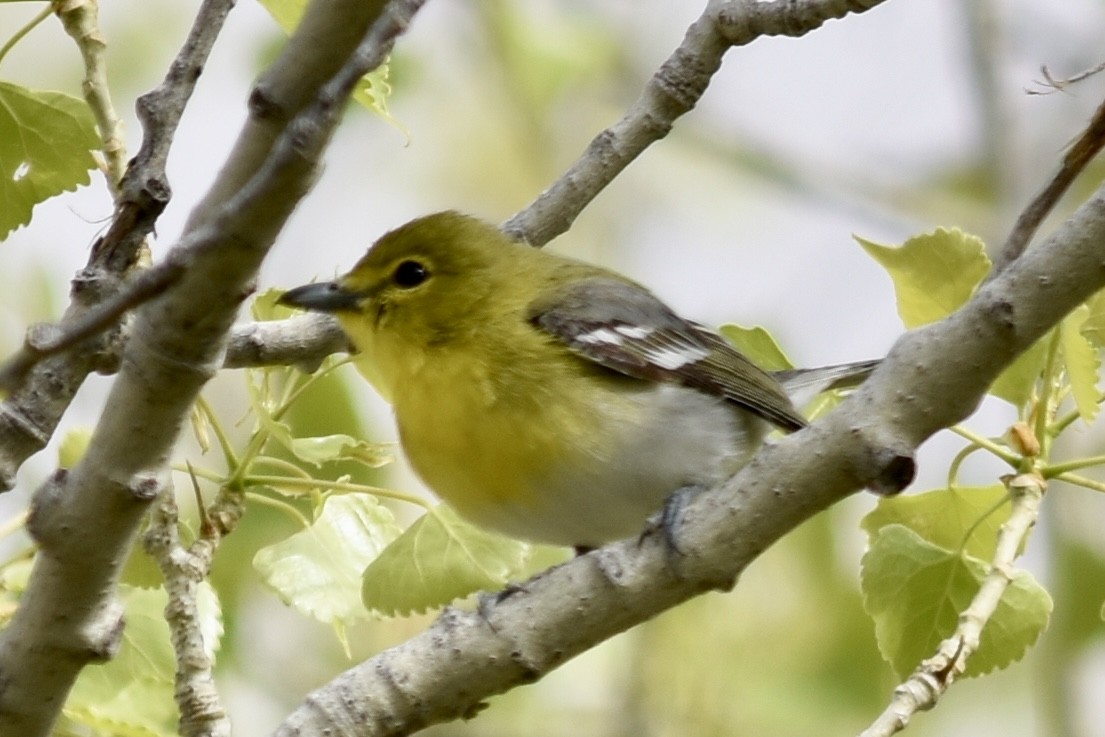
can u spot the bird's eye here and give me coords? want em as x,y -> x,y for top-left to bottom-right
393,259 -> 430,288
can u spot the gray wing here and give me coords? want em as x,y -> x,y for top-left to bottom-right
528,277 -> 807,432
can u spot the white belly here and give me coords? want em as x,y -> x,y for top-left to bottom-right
459,384 -> 767,548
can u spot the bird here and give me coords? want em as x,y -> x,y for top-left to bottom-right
279,211 -> 877,549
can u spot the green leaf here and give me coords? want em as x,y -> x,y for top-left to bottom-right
1081,288 -> 1105,348
860,485 -> 1011,561
351,63 -> 409,139
120,543 -> 164,589
0,82 -> 99,239
57,426 -> 92,469
253,494 -> 401,636
196,581 -> 224,662
246,365 -> 294,448
861,525 -> 1052,679
717,324 -> 793,371
1059,306 -> 1100,423
856,229 -> 990,328
362,504 -> 531,616
255,0 -> 307,31
988,336 -> 1048,408
289,433 -> 396,469
65,583 -> 223,737
256,0 -> 404,134
251,287 -> 301,322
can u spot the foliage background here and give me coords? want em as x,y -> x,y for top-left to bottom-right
2,0 -> 1105,735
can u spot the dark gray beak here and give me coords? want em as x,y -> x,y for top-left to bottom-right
278,282 -> 363,313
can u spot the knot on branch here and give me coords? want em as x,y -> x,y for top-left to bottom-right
25,470 -> 70,548
848,424 -> 917,496
248,85 -> 287,122
78,599 -> 126,663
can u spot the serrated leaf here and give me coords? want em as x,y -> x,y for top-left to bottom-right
246,366 -> 294,447
64,675 -> 178,737
0,81 -> 99,239
289,433 -> 396,469
1060,306 -> 1100,423
717,324 -> 793,371
65,583 -> 221,737
120,543 -> 164,589
256,0 -> 404,134
861,485 -> 1011,561
857,229 -> 990,329
861,525 -> 1051,679
254,494 -> 401,629
362,505 -> 531,616
196,581 -> 224,661
1081,288 -> 1105,348
351,63 -> 409,139
989,336 -> 1048,408
251,287 -> 301,322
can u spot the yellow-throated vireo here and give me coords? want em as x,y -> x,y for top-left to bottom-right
279,211 -> 876,549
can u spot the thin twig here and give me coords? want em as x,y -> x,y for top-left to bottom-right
143,482 -> 234,737
1028,60 -> 1105,95
0,259 -> 187,393
92,0 -> 239,274
502,0 -> 891,247
0,5 -> 52,67
55,0 -> 128,191
858,474 -> 1045,737
0,0 -> 237,492
989,94 -> 1105,275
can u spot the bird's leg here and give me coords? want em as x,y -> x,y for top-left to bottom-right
639,483 -> 706,559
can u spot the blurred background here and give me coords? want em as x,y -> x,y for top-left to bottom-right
3,0 -> 1105,735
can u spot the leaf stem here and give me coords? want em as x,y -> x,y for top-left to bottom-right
946,443 -> 984,489
1052,471 -> 1105,493
250,455 -> 313,479
1034,328 -> 1063,459
1044,454 -> 1105,477
243,491 -> 312,528
247,475 -> 430,509
197,395 -> 240,471
0,5 -> 52,68
947,425 -> 1020,467
0,510 -> 28,540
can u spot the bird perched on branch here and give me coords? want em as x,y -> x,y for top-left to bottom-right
280,211 -> 876,549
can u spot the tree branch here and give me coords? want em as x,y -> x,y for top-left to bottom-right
55,0 -> 128,191
144,487 -> 232,737
0,2 -> 426,735
223,314 -> 351,371
144,472 -> 247,737
503,0 -> 890,246
0,0 -> 236,491
990,95 -> 1105,274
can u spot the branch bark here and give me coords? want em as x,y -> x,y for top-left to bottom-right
0,0 -> 237,490
0,1 -> 424,734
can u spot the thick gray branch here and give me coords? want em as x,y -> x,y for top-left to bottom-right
0,2 -> 424,735
223,314 -> 351,371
